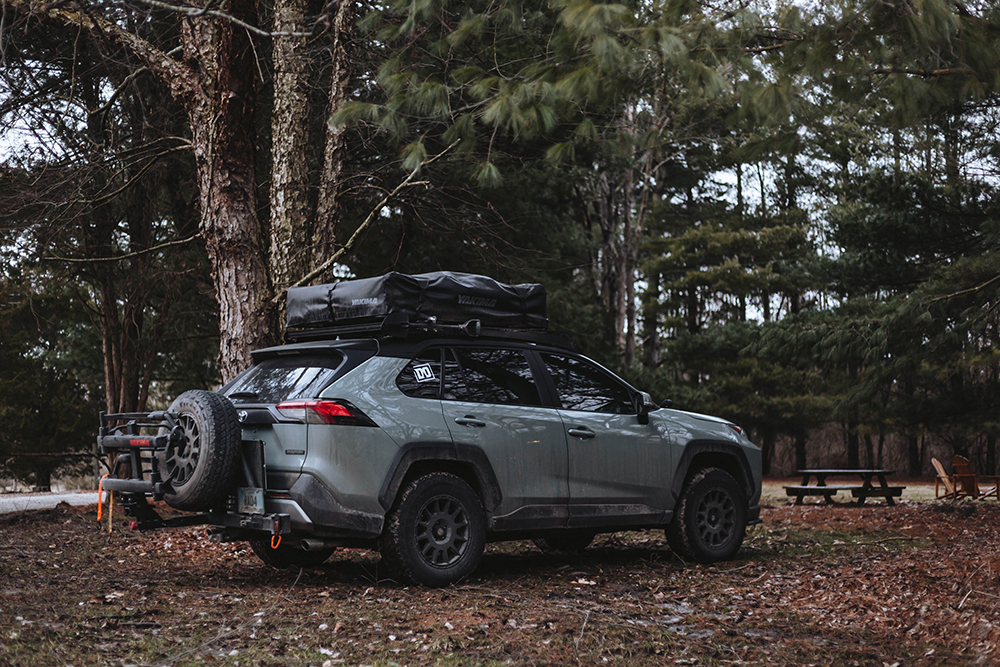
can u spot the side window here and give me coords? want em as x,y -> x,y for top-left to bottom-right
540,353 -> 634,414
396,349 -> 444,399
445,348 -> 542,406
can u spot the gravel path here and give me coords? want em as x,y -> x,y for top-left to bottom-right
0,491 -> 100,515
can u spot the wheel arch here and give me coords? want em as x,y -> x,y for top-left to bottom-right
378,442 -> 502,513
671,439 -> 758,507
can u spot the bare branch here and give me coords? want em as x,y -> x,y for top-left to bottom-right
278,141 -> 460,299
3,0 -> 188,88
42,232 -> 203,263
929,274 -> 1000,303
869,67 -> 976,78
132,0 -> 313,38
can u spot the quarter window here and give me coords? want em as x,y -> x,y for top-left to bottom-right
397,349 -> 444,399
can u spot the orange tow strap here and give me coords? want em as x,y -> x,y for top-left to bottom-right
97,475 -> 109,522
271,535 -> 282,549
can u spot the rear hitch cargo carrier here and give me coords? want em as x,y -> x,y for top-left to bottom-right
98,410 -> 182,499
97,410 -> 290,537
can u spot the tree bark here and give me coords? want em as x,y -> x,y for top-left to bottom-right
269,0 -> 312,297
180,11 -> 276,381
313,0 -> 355,278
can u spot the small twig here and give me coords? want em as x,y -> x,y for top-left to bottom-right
958,588 -> 975,609
862,536 -> 916,545
716,562 -> 755,574
574,610 -> 590,650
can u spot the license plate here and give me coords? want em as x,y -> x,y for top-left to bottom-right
237,487 -> 265,515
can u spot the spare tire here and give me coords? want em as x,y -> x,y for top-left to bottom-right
160,390 -> 242,511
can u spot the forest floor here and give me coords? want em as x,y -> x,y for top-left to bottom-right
1,482 -> 998,666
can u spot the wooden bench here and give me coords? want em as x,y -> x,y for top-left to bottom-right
784,485 -> 859,503
851,486 -> 904,501
785,469 -> 905,506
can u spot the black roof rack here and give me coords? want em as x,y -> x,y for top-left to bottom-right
284,312 -> 578,351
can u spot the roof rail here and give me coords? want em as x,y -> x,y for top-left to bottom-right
284,313 -> 577,350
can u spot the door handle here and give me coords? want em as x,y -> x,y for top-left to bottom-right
455,416 -> 487,428
567,427 -> 596,439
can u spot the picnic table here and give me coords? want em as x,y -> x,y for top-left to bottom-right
784,469 -> 905,506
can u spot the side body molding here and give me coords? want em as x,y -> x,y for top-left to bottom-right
377,442 -> 504,512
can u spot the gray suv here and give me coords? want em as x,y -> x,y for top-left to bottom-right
99,273 -> 762,587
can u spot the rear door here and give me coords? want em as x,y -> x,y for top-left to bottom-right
536,352 -> 672,528
439,346 -> 570,530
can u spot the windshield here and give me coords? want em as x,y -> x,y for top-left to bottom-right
223,353 -> 348,404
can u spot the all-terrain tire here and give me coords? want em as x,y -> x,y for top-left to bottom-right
159,390 -> 242,511
379,473 -> 486,587
532,531 -> 596,554
666,468 -> 747,564
249,538 -> 335,569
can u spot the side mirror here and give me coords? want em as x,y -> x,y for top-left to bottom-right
634,393 -> 651,425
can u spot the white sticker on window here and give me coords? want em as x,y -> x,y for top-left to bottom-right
413,363 -> 437,383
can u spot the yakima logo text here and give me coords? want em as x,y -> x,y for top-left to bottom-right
351,298 -> 381,306
457,295 -> 497,307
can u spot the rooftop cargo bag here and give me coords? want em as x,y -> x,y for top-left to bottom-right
286,271 -> 547,331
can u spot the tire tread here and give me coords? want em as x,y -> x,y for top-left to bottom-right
163,390 -> 242,511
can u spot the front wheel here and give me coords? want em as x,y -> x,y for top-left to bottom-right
666,468 -> 747,564
379,473 -> 486,587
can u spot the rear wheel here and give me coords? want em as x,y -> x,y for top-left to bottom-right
666,468 -> 747,563
379,473 -> 486,587
159,390 -> 242,511
249,538 -> 335,569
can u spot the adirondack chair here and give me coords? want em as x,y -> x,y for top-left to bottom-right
931,458 -> 957,499
951,455 -> 1000,500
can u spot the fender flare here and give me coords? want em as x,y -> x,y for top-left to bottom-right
670,439 -> 758,506
378,442 -> 503,512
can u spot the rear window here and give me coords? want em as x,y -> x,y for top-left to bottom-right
224,353 -> 348,404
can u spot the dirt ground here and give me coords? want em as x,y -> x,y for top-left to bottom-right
2,484 -> 999,666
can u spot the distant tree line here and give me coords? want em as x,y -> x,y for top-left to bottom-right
1,0 -> 998,487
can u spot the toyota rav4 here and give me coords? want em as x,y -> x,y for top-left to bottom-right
99,272 -> 762,587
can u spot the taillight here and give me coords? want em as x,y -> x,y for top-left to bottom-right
275,400 -> 376,426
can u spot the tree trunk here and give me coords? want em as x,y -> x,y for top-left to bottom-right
987,434 -> 997,475
794,432 -> 807,472
314,0 -> 355,278
846,420 -> 860,469
269,0 -> 312,298
759,425 -> 776,476
181,11 -> 277,381
642,272 -> 660,368
907,432 -> 921,477
99,272 -> 122,413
